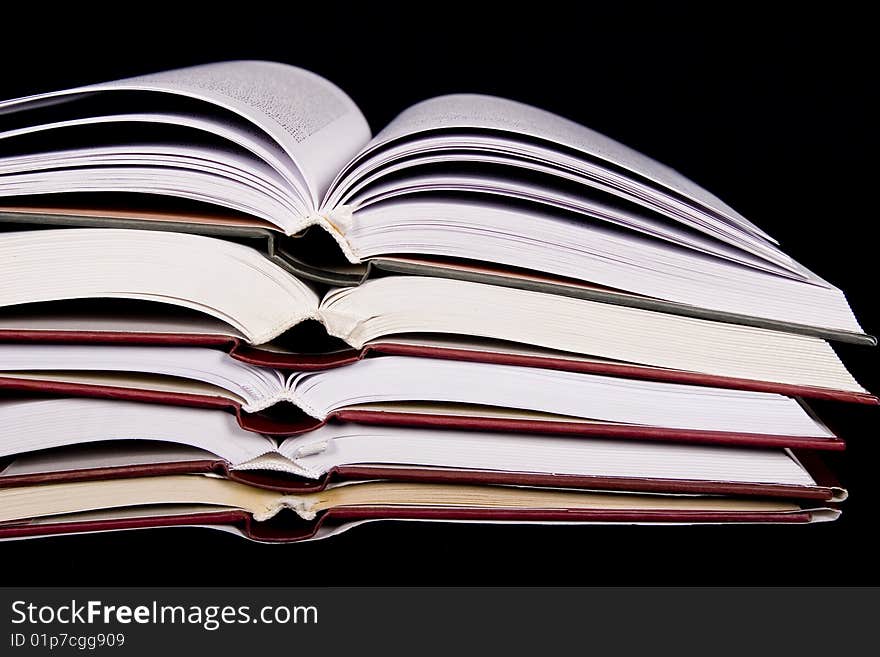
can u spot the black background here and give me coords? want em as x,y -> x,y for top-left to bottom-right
0,5 -> 876,584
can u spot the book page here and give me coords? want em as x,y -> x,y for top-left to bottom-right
327,134 -> 800,273
1,442 -> 217,477
359,94 -> 765,240
0,475 -> 285,524
307,481 -> 800,514
0,142 -> 302,228
0,61 -> 372,208
343,198 -> 859,333
0,397 -> 276,464
281,424 -> 816,486
0,299 -> 244,338
347,171 -> 794,276
0,110 -> 314,211
290,355 -> 833,436
1,371 -> 246,403
0,228 -> 321,345
0,344 -> 286,408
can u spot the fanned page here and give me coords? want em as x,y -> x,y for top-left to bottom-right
0,222 -> 865,396
341,171 -> 788,275
320,93 -> 865,336
0,61 -> 371,224
0,396 -> 822,492
340,94 -> 762,238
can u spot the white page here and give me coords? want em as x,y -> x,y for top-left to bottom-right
0,398 -> 275,464
346,171 -> 797,277
0,61 -> 372,208
306,507 -> 839,539
319,279 -> 864,393
0,142 -> 294,194
346,94 -> 772,242
289,356 -> 833,436
2,371 -> 247,402
0,344 -> 285,408
280,424 -> 816,486
344,199 -> 862,334
0,228 -> 320,344
0,167 -> 296,227
0,143 -> 297,205
0,475 -> 287,524
0,144 -> 301,226
0,302 -> 243,337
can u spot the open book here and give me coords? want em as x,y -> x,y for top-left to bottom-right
0,395 -> 843,541
0,346 -> 845,450
0,397 -> 843,501
0,61 -> 867,543
0,229 -> 871,405
0,476 -> 840,544
0,60 -> 870,344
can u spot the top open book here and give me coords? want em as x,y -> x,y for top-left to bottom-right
0,60 -> 869,343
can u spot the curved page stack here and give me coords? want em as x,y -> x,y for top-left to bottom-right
0,61 -> 871,541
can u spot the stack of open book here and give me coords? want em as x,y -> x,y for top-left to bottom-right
0,61 -> 872,542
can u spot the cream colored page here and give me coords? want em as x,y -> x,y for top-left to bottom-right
0,476 -> 283,523
2,443 -> 217,476
0,111 -> 310,206
0,397 -> 275,463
